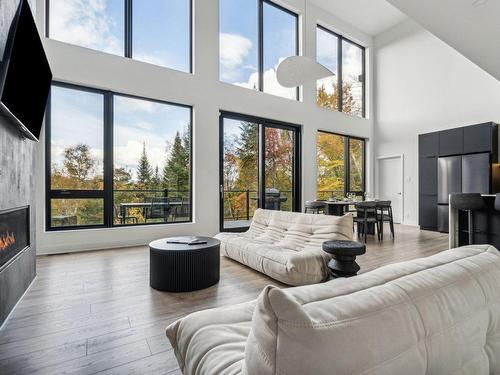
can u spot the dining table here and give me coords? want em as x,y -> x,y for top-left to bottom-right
321,200 -> 359,216
317,199 -> 379,235
119,201 -> 183,224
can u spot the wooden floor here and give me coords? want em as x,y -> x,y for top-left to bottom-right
0,225 -> 447,374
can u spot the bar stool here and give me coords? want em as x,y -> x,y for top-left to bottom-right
305,201 -> 326,214
449,193 -> 485,245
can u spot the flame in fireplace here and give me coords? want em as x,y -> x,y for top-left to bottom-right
0,232 -> 16,251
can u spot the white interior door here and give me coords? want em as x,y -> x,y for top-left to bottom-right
378,156 -> 403,224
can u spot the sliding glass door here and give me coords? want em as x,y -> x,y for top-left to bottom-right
220,112 -> 301,232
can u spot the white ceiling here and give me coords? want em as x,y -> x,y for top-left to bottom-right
309,0 -> 407,36
386,0 -> 500,82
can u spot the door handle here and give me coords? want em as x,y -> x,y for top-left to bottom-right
220,185 -> 224,199
397,192 -> 402,195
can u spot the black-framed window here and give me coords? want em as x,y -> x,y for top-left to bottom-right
316,25 -> 366,118
316,130 -> 365,200
219,111 -> 302,232
46,0 -> 192,72
219,0 -> 299,100
46,82 -> 192,231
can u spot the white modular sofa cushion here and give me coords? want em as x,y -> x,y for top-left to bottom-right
166,245 -> 500,375
215,209 -> 353,286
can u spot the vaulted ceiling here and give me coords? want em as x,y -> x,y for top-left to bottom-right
386,0 -> 500,81
309,0 -> 407,36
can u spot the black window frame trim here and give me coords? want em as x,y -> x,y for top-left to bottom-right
45,81 -> 194,231
219,110 -> 302,232
45,0 -> 193,74
316,24 -> 366,118
317,129 -> 366,197
222,0 -> 300,101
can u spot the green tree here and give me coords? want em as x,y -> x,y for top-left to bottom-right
114,167 -> 132,185
317,132 -> 345,199
235,122 -> 258,192
162,131 -> 190,195
63,144 -> 96,182
137,142 -> 153,186
151,166 -> 161,189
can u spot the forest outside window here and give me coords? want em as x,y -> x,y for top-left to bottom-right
316,25 -> 366,118
47,0 -> 191,72
47,83 -> 192,230
316,131 -> 365,200
219,0 -> 299,100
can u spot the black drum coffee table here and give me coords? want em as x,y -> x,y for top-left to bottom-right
149,237 -> 220,292
322,240 -> 366,278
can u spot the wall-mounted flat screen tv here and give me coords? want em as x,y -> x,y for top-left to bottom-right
0,0 -> 52,142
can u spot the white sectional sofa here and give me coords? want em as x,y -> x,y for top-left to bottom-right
166,245 -> 500,375
215,209 -> 354,286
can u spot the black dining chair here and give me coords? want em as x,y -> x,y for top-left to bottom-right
305,201 -> 326,214
353,201 -> 380,243
376,201 -> 394,240
145,197 -> 171,222
113,204 -> 138,224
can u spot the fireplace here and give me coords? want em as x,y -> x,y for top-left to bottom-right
0,206 -> 29,271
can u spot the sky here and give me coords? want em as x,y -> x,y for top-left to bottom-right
49,0 -> 190,72
51,86 -> 191,183
219,0 -> 297,99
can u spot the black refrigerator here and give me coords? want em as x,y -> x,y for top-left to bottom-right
437,153 -> 491,232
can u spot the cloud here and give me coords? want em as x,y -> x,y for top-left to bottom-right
50,0 -> 123,55
220,33 -> 253,69
235,58 -> 296,100
114,96 -> 168,115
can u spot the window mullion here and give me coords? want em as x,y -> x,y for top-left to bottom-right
258,0 -> 264,92
337,37 -> 343,112
125,0 -> 133,58
344,136 -> 350,196
103,93 -> 114,227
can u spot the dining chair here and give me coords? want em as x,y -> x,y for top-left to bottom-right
114,204 -> 138,224
376,201 -> 394,240
353,201 -> 380,243
145,197 -> 171,222
305,201 -> 326,214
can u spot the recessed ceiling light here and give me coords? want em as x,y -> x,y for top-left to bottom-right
472,0 -> 488,7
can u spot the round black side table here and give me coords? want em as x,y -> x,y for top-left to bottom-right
322,240 -> 366,278
149,237 -> 220,292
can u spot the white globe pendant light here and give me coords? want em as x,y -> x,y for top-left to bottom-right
276,56 -> 334,88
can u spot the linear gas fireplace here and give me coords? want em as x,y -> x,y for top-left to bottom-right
0,206 -> 29,271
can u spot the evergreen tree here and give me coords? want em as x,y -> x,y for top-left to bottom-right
162,132 -> 190,194
137,142 -> 153,186
235,122 -> 258,192
151,166 -> 161,189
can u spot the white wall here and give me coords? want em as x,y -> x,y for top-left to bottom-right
374,20 -> 500,226
34,0 -> 374,254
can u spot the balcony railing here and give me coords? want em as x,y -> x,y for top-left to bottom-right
223,189 -> 363,222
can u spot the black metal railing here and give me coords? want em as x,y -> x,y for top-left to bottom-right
223,189 -> 364,221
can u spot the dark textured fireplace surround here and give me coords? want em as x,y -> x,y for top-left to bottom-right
0,119 -> 36,327
0,116 -> 37,327
0,1 -> 37,327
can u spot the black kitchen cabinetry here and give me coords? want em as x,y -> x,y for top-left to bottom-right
439,128 -> 463,156
419,122 -> 499,232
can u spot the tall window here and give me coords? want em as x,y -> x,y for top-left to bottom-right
47,0 -> 192,72
219,0 -> 299,100
316,131 -> 365,200
47,83 -> 192,230
316,25 -> 366,118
